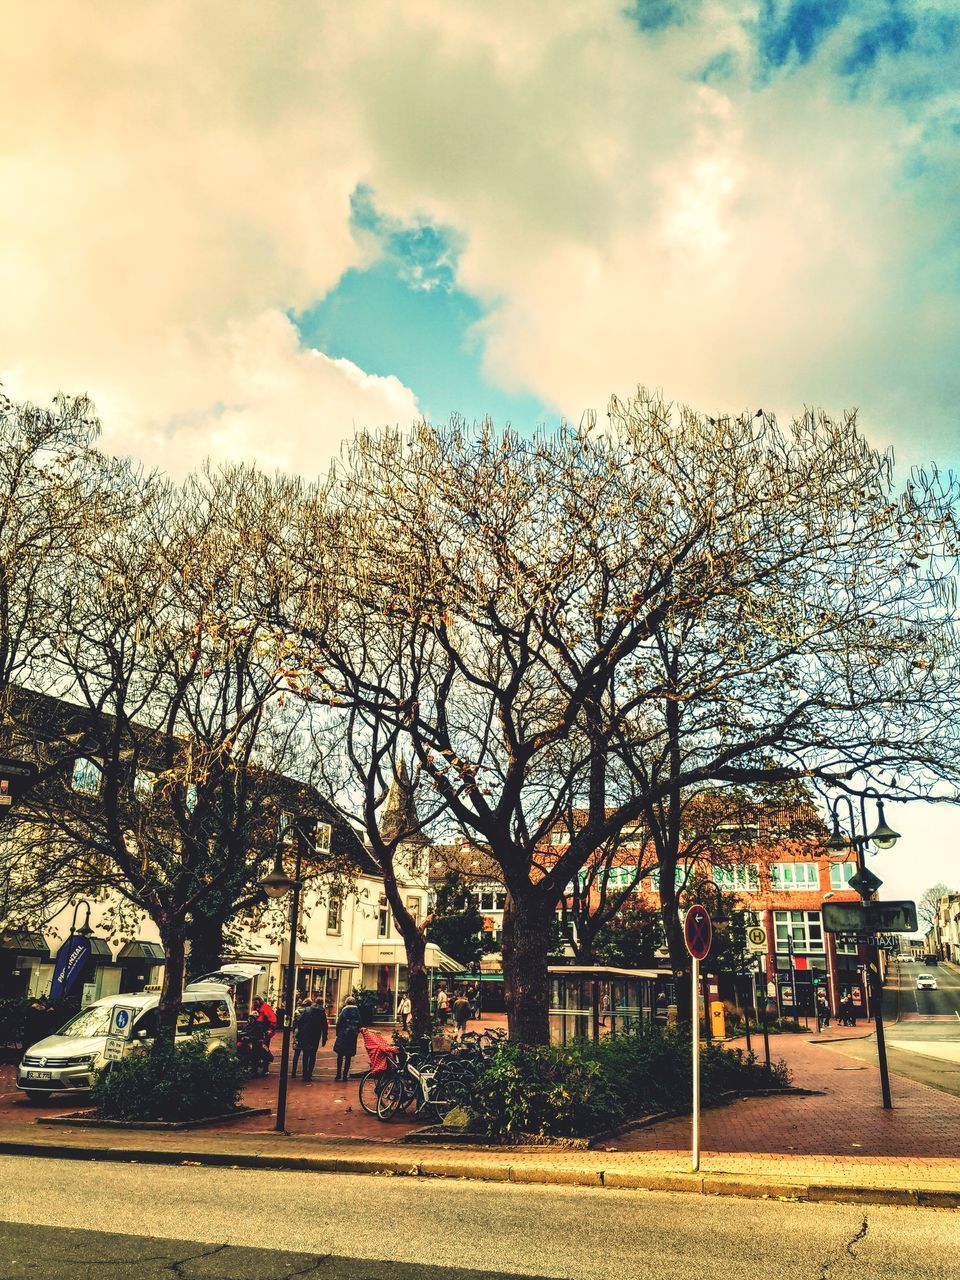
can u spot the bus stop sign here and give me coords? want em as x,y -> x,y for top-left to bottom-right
684,905 -> 713,961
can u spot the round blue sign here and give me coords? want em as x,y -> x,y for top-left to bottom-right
115,1009 -> 130,1030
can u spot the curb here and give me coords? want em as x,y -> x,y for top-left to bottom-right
2,1137 -> 957,1209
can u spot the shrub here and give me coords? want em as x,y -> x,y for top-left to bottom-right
471,1042 -> 625,1139
91,1038 -> 247,1122
469,1025 -> 792,1140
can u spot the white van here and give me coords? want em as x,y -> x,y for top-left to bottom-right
16,963 -> 265,1102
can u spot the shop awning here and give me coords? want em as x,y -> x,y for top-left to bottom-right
361,940 -> 461,974
86,937 -> 113,961
293,950 -> 359,968
116,940 -> 165,964
0,931 -> 49,958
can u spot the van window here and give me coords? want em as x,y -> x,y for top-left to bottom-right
189,999 -> 230,1030
131,1007 -> 193,1038
56,1005 -> 114,1038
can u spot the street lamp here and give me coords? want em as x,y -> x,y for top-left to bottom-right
825,791 -> 899,1109
259,838 -> 304,1134
69,899 -> 94,937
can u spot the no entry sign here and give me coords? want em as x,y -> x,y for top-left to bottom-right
684,904 -> 713,961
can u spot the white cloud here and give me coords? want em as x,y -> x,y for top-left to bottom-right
1,1 -> 957,476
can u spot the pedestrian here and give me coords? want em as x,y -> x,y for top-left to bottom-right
291,999 -> 309,1078
453,991 -> 470,1033
599,989 -> 610,1028
296,1000 -> 328,1082
435,985 -> 448,1024
398,992 -> 411,1033
467,983 -> 479,1020
252,995 -> 277,1044
333,995 -> 361,1082
816,989 -> 830,1030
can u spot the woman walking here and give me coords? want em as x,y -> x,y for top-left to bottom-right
333,995 -> 362,1082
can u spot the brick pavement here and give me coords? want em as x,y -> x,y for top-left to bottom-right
605,1024 -> 960,1176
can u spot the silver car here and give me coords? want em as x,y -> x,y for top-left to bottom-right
916,973 -> 938,991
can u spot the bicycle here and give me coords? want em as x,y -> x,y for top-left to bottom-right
375,1046 -> 461,1123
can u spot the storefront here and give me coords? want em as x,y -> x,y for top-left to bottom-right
548,965 -> 674,1046
0,931 -> 50,999
360,940 -> 461,1022
291,954 -> 359,1020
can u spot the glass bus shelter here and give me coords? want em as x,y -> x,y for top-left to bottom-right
548,965 -> 675,1046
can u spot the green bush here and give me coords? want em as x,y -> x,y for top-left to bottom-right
470,1025 -> 792,1140
91,1039 -> 247,1122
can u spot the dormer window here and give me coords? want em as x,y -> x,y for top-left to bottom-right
71,757 -> 102,796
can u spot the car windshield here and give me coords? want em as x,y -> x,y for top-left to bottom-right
54,1005 -> 115,1038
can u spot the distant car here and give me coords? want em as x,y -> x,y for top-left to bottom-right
916,973 -> 938,991
895,953 -> 913,962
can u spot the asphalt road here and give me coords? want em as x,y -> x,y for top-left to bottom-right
820,960 -> 960,1096
2,1155 -> 960,1279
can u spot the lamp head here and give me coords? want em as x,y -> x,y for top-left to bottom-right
825,820 -> 849,854
260,855 -> 296,898
868,801 -> 900,851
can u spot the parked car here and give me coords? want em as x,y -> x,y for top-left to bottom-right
895,953 -> 914,962
916,973 -> 938,991
16,962 -> 264,1102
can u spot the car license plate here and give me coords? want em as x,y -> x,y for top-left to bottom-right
26,1071 -> 52,1080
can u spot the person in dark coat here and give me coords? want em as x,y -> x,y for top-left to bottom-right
333,996 -> 361,1082
296,1000 -> 329,1082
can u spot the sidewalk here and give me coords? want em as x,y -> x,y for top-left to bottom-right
1,1020 -> 957,1208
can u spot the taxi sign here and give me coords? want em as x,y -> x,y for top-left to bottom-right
684,904 -> 712,961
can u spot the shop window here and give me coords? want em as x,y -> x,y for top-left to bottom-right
71,757 -> 103,796
326,896 -> 342,935
770,863 -> 819,891
830,862 -> 857,890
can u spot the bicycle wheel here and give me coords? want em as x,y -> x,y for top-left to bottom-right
358,1070 -> 384,1115
376,1075 -> 404,1120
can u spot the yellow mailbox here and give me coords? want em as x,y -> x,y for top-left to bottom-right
709,1001 -> 726,1039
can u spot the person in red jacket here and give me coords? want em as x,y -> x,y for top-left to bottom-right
252,996 -> 277,1043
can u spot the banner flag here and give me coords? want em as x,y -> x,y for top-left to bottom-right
49,935 -> 93,999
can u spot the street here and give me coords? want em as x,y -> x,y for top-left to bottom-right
2,1154 -> 960,1279
820,960 -> 960,1099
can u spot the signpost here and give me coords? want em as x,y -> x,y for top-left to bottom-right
683,904 -> 712,1173
822,900 -> 918,935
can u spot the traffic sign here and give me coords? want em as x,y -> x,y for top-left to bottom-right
745,925 -> 767,952
103,1036 -> 126,1062
684,905 -> 712,961
848,867 -> 883,898
823,900 -> 918,935
109,1005 -> 137,1040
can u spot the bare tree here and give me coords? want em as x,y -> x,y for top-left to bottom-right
918,882 -> 950,933
278,393 -> 960,1043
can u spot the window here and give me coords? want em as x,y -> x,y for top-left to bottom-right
377,898 -> 390,938
185,783 -> 198,814
279,811 -> 295,845
71,757 -> 102,796
480,891 -> 494,911
770,862 -> 819,891
495,892 -> 507,911
406,895 -> 421,926
774,910 -> 824,953
134,769 -> 155,803
712,864 -> 760,893
315,822 -> 332,853
649,866 -> 688,892
326,896 -> 342,935
830,862 -> 857,890
189,999 -> 230,1030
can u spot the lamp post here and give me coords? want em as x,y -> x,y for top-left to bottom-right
826,792 -> 900,1110
69,900 -> 94,938
259,831 -> 304,1134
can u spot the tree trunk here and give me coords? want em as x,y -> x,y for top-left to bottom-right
403,929 -> 430,1040
154,915 -> 187,1053
502,890 -> 554,1045
185,909 -> 225,979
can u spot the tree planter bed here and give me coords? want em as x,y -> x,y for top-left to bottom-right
403,1085 -> 817,1148
35,1105 -> 271,1131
